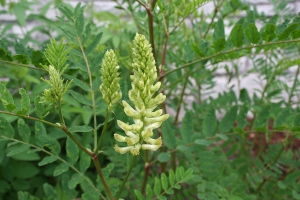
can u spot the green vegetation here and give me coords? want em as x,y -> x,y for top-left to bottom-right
0,0 -> 300,199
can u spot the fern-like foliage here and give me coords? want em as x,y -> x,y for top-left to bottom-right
134,166 -> 194,200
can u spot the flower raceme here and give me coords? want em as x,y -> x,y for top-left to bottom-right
114,33 -> 169,156
42,65 -> 72,106
100,49 -> 122,109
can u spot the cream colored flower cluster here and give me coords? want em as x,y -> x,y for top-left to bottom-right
114,33 -> 169,156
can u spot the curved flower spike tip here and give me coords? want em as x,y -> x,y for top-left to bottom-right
114,33 -> 169,156
100,49 -> 122,109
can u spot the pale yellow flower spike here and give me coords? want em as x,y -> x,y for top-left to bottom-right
114,33 -> 169,156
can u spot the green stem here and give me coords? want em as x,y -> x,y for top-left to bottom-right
164,39 -> 300,78
116,156 -> 137,199
95,108 -> 111,153
0,110 -> 93,157
174,78 -> 188,125
0,59 -> 46,71
93,154 -> 114,200
141,151 -> 149,194
76,36 -> 98,153
57,104 -> 65,126
202,0 -> 225,39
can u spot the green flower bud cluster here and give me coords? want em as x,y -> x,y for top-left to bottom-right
42,65 -> 72,106
100,50 -> 122,109
114,33 -> 169,156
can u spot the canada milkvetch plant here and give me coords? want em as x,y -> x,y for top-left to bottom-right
2,1 -> 300,200
114,33 -> 169,156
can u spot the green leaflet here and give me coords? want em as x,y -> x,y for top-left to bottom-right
79,145 -> 91,173
161,120 -> 176,149
161,173 -> 168,191
230,24 -> 244,48
86,32 -> 103,54
0,84 -> 16,112
82,193 -> 99,200
262,23 -> 277,42
180,111 -> 194,143
74,3 -> 85,35
278,22 -> 298,40
64,74 -> 90,92
212,38 -> 226,52
38,135 -> 61,155
17,191 -> 39,200
35,122 -> 61,154
0,117 -> 15,137
213,18 -> 225,41
202,108 -> 217,136
219,105 -> 238,134
134,190 -> 145,200
68,173 -> 83,189
11,2 -> 26,26
254,105 -> 271,130
17,119 -> 30,142
274,107 -> 291,129
237,104 -> 248,129
7,144 -> 30,157
68,125 -> 93,133
34,96 -> 46,118
31,50 -> 48,68
18,88 -> 30,115
246,23 -> 260,44
43,183 -> 58,199
146,184 -> 153,199
195,139 -> 212,146
38,155 -> 58,166
66,137 -> 79,165
53,163 -> 69,176
158,152 -> 171,163
68,90 -> 92,106
154,177 -> 161,196
240,88 -> 251,104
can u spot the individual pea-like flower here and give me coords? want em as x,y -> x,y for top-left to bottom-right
99,50 -> 122,109
114,33 -> 169,156
42,65 -> 72,106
